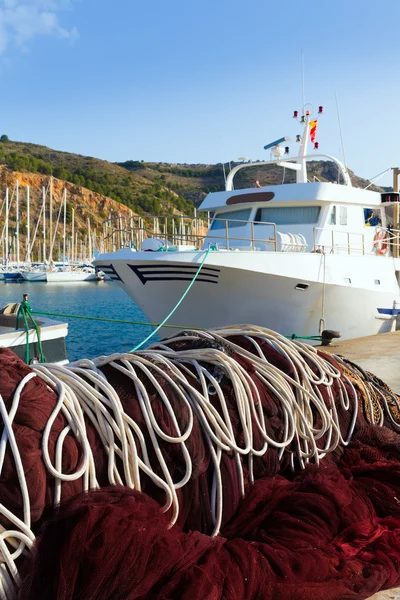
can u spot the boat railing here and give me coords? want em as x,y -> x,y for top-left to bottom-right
102,213 -> 210,252
313,225 -> 400,257
199,216 -> 278,251
104,214 -> 279,252
312,227 -> 366,255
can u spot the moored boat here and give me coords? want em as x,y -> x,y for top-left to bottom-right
45,266 -> 101,282
0,296 -> 68,364
20,269 -> 47,282
94,104 -> 400,341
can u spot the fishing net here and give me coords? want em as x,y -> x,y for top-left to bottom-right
0,326 -> 400,599
19,473 -> 400,600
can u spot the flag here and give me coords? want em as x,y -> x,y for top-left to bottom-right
309,120 -> 317,143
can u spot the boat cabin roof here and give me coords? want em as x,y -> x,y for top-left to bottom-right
198,182 -> 382,212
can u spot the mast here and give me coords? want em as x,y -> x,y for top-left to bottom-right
15,180 -> 20,267
87,217 -> 92,261
71,207 -> 75,265
5,188 -> 8,268
26,186 -> 30,264
63,187 -> 66,267
49,176 -> 53,263
296,113 -> 310,184
42,186 -> 46,264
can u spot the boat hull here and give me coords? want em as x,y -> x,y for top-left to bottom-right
21,271 -> 47,282
3,272 -> 22,282
45,271 -> 97,282
94,250 -> 400,341
0,312 -> 68,364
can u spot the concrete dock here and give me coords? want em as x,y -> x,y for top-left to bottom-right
322,330 -> 400,393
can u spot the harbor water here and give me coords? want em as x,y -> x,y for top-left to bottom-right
0,280 -> 156,361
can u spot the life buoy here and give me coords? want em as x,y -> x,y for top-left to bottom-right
374,228 -> 388,255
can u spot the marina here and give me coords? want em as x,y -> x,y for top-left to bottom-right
2,3 -> 400,595
1,107 -> 400,599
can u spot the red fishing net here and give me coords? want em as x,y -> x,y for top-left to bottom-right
0,331 -> 399,599
19,471 -> 400,600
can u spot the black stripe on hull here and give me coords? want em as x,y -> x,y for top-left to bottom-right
128,263 -> 220,285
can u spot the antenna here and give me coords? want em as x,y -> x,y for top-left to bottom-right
301,50 -> 305,115
263,136 -> 289,151
335,91 -> 347,174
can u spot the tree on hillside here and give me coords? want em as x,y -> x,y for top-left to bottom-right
0,135 -> 9,142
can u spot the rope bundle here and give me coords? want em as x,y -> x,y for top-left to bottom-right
0,325 -> 399,599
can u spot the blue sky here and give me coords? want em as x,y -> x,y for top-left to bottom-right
0,0 -> 399,186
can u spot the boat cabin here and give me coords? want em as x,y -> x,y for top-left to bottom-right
199,181 -> 388,256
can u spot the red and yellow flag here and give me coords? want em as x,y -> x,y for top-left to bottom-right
309,120 -> 318,143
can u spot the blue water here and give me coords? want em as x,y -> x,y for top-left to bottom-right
0,281 -> 157,361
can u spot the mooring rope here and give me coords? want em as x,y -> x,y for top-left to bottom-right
1,325 -> 397,599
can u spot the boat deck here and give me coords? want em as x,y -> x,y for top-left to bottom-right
323,330 -> 400,393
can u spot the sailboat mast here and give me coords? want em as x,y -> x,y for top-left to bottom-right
26,186 -> 30,264
71,207 -> 75,265
49,176 -> 53,263
63,188 -> 66,267
42,186 -> 46,263
88,217 -> 92,261
16,180 -> 19,268
5,188 -> 9,267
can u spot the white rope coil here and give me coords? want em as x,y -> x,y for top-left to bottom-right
0,324 -> 385,599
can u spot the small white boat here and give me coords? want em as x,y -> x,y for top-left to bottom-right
0,298 -> 68,364
45,266 -> 100,282
20,270 -> 47,282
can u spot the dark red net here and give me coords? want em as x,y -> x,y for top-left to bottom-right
0,335 -> 399,599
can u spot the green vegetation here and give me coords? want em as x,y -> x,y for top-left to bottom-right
0,145 -> 195,215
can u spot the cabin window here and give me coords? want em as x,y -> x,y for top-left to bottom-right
254,206 -> 321,225
209,209 -> 252,231
329,206 -> 336,225
339,206 -> 347,226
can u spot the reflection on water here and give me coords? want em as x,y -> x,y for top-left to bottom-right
0,281 -> 155,361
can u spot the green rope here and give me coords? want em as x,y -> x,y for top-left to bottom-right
31,310 -> 323,342
131,246 -> 213,352
16,300 -> 46,364
32,310 -> 204,330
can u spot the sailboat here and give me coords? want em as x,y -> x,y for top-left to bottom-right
2,183 -> 25,281
46,200 -> 100,282
18,186 -> 101,282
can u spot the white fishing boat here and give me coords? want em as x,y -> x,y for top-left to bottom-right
0,296 -> 68,364
94,105 -> 400,342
